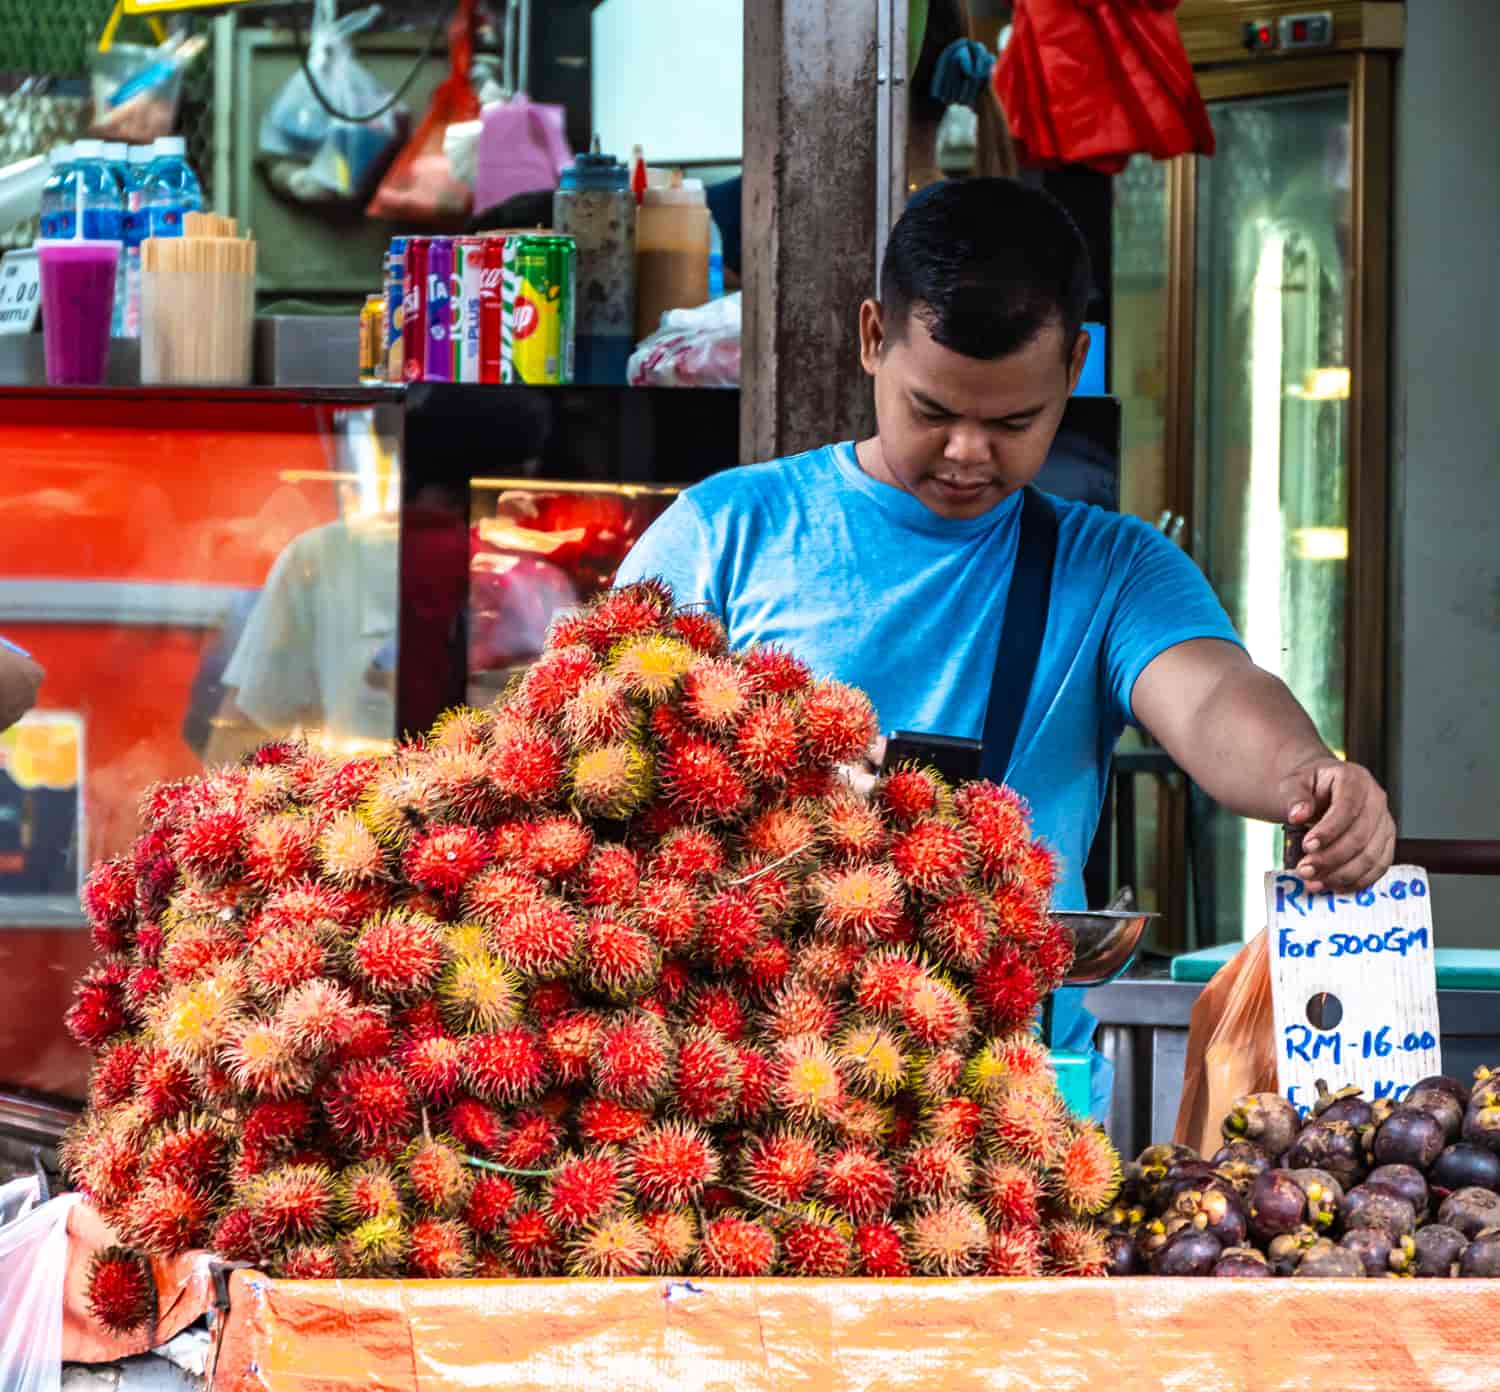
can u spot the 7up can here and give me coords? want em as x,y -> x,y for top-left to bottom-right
503,233 -> 576,385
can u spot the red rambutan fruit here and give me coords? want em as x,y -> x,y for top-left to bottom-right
733,1045 -> 774,1123
160,921 -> 242,984
899,1137 -> 975,1205
90,1040 -> 145,1110
399,1032 -> 465,1104
423,747 -> 506,825
493,899 -> 580,979
126,1176 -> 214,1257
925,1096 -> 985,1147
913,1048 -> 968,1099
656,956 -> 692,1005
699,886 -> 765,971
568,1212 -> 653,1277
762,980 -> 841,1043
651,828 -> 725,884
647,704 -> 690,753
686,983 -> 748,1042
809,863 -> 905,943
1030,920 -> 1075,991
579,845 -> 642,909
253,882 -> 345,940
445,1097 -> 505,1156
733,701 -> 804,786
879,765 -> 951,826
134,861 -> 177,928
143,1120 -> 230,1190
698,1213 -> 777,1277
67,979 -> 127,1048
835,1021 -> 908,1098
834,1097 -> 896,1150
984,1223 -> 1044,1277
460,1026 -> 549,1105
350,911 -> 447,1002
818,794 -> 888,864
964,1032 -> 1053,1103
172,809 -> 248,887
86,1245 -> 156,1333
1042,1220 -> 1110,1277
323,1060 -> 414,1146
496,1110 -> 564,1172
889,819 -> 975,896
429,705 -> 492,751
590,1011 -> 674,1106
132,919 -> 166,965
630,1122 -> 721,1207
780,1208 -> 854,1276
527,980 -> 577,1020
736,859 -> 797,924
854,1220 -> 910,1277
543,1009 -> 604,1086
906,1201 -> 989,1276
670,608 -> 728,656
136,1050 -> 195,1124
403,825 -> 491,898
744,805 -> 818,866
83,859 -> 137,952
488,721 -> 566,805
923,890 -> 996,970
518,644 -> 599,721
244,1163 -> 335,1248
314,755 -> 380,813
851,947 -> 923,1018
247,926 -> 330,1001
740,1129 -> 822,1206
582,585 -> 670,652
403,1137 -> 472,1216
641,1209 -> 700,1274
561,674 -> 638,748
503,1206 -> 564,1276
211,1208 -> 264,1264
127,965 -> 165,1017
987,1087 -> 1068,1170
991,880 -> 1048,947
1014,840 -> 1060,898
524,815 -> 593,881
242,1098 -> 315,1153
798,680 -> 877,766
740,935 -> 792,1001
672,1028 -> 743,1125
632,877 -> 700,956
151,969 -> 246,1067
741,644 -> 811,696
274,978 -> 360,1058
471,1248 -> 515,1278
408,1217 -> 474,1279
1053,1125 -> 1122,1217
464,1173 -> 518,1239
659,739 -> 750,822
976,1158 -> 1044,1229
608,633 -> 696,706
820,1147 -> 898,1221
545,1150 -> 626,1230
461,867 -> 547,928
900,972 -> 974,1050
583,914 -> 660,1000
790,935 -> 865,991
439,951 -> 521,1035
972,942 -> 1042,1032
489,817 -> 536,865
577,1096 -> 652,1146
681,657 -> 758,733
334,1163 -> 405,1228
244,814 -> 316,889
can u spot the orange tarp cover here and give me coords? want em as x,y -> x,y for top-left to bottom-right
208,1269 -> 1500,1392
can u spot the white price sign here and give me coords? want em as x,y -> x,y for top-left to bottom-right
1266,864 -> 1441,1117
0,249 -> 41,336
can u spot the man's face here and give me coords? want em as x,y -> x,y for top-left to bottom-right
858,301 -> 1089,521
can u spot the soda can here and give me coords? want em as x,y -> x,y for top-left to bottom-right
506,233 -> 576,385
479,235 -> 505,384
359,294 -> 385,384
385,236 -> 407,383
425,237 -> 455,382
455,237 -> 486,385
402,236 -> 429,384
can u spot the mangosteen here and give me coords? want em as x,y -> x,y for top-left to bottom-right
1105,1231 -> 1138,1276
1104,1201 -> 1146,1234
1267,1226 -> 1319,1276
1461,1102 -> 1500,1156
1339,1184 -> 1417,1239
1212,1247 -> 1272,1278
1133,1143 -> 1200,1184
1295,1238 -> 1366,1278
1372,1107 -> 1447,1171
1171,1185 -> 1248,1249
1134,1217 -> 1176,1263
1212,1140 -> 1273,1196
1369,1097 -> 1398,1129
1286,1119 -> 1369,1189
1287,1168 -> 1344,1230
1413,1074 -> 1470,1108
1248,1169 -> 1308,1241
1470,1067 -> 1500,1109
1223,1092 -> 1301,1156
1149,1227 -> 1223,1276
1429,1143 -> 1500,1197
1366,1164 -> 1430,1218
1158,1161 -> 1223,1208
1412,1224 -> 1468,1278
1340,1227 -> 1409,1278
1312,1080 -> 1375,1132
1457,1226 -> 1500,1277
1437,1186 -> 1500,1239
1405,1085 -> 1465,1143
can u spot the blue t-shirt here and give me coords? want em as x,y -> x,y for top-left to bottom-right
615,442 -> 1242,1118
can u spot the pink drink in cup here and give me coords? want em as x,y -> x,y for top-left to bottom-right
38,239 -> 120,385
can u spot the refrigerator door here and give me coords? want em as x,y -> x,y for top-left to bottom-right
1190,86 -> 1354,942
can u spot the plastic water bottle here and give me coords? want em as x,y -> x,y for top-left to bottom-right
39,144 -> 73,240
144,135 -> 203,239
122,144 -> 154,338
57,140 -> 124,242
102,143 -> 131,335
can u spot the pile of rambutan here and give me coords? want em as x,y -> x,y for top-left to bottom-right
64,580 -> 1119,1320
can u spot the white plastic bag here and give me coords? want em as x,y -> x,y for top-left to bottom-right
627,292 -> 741,388
0,1173 -> 43,1228
0,1193 -> 83,1392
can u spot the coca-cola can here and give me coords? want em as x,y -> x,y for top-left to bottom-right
479,235 -> 506,385
401,237 -> 429,384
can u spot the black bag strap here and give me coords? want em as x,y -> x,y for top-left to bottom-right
980,485 -> 1059,783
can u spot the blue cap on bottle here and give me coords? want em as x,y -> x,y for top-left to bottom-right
559,147 -> 629,192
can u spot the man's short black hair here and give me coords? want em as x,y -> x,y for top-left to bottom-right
881,178 -> 1091,361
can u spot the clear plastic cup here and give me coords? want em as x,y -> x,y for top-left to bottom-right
37,239 -> 121,385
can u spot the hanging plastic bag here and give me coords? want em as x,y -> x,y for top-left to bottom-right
259,1 -> 401,205
0,1193 -> 83,1392
90,33 -> 204,145
0,1174 -> 43,1229
1173,929 -> 1278,1156
368,0 -> 481,225
628,292 -> 741,388
472,95 -> 573,214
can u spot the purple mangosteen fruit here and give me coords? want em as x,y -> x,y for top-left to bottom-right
1457,1226 -> 1500,1277
1223,1092 -> 1301,1156
1365,1164 -> 1430,1218
1437,1186 -> 1500,1239
1286,1119 -> 1369,1189
1105,1231 -> 1139,1276
1312,1081 -> 1375,1132
1295,1238 -> 1366,1278
1461,1102 -> 1500,1156
1372,1107 -> 1447,1171
1212,1247 -> 1272,1277
1287,1168 -> 1344,1231
1149,1226 -> 1223,1277
1267,1226 -> 1319,1276
1413,1074 -> 1470,1108
1339,1184 -> 1417,1239
1429,1143 -> 1500,1197
1340,1227 -> 1414,1278
1247,1169 -> 1308,1242
1405,1085 -> 1465,1143
1412,1223 -> 1468,1278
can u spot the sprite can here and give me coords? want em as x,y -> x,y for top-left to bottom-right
504,233 -> 576,385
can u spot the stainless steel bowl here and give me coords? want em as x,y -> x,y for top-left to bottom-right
1053,909 -> 1156,987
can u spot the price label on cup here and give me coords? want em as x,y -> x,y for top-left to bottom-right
0,249 -> 41,336
1266,865 -> 1441,1116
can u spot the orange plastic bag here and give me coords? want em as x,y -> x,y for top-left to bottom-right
367,0 -> 480,225
1172,929 -> 1278,1157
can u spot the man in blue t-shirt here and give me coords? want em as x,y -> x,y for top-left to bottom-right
616,179 -> 1394,1114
